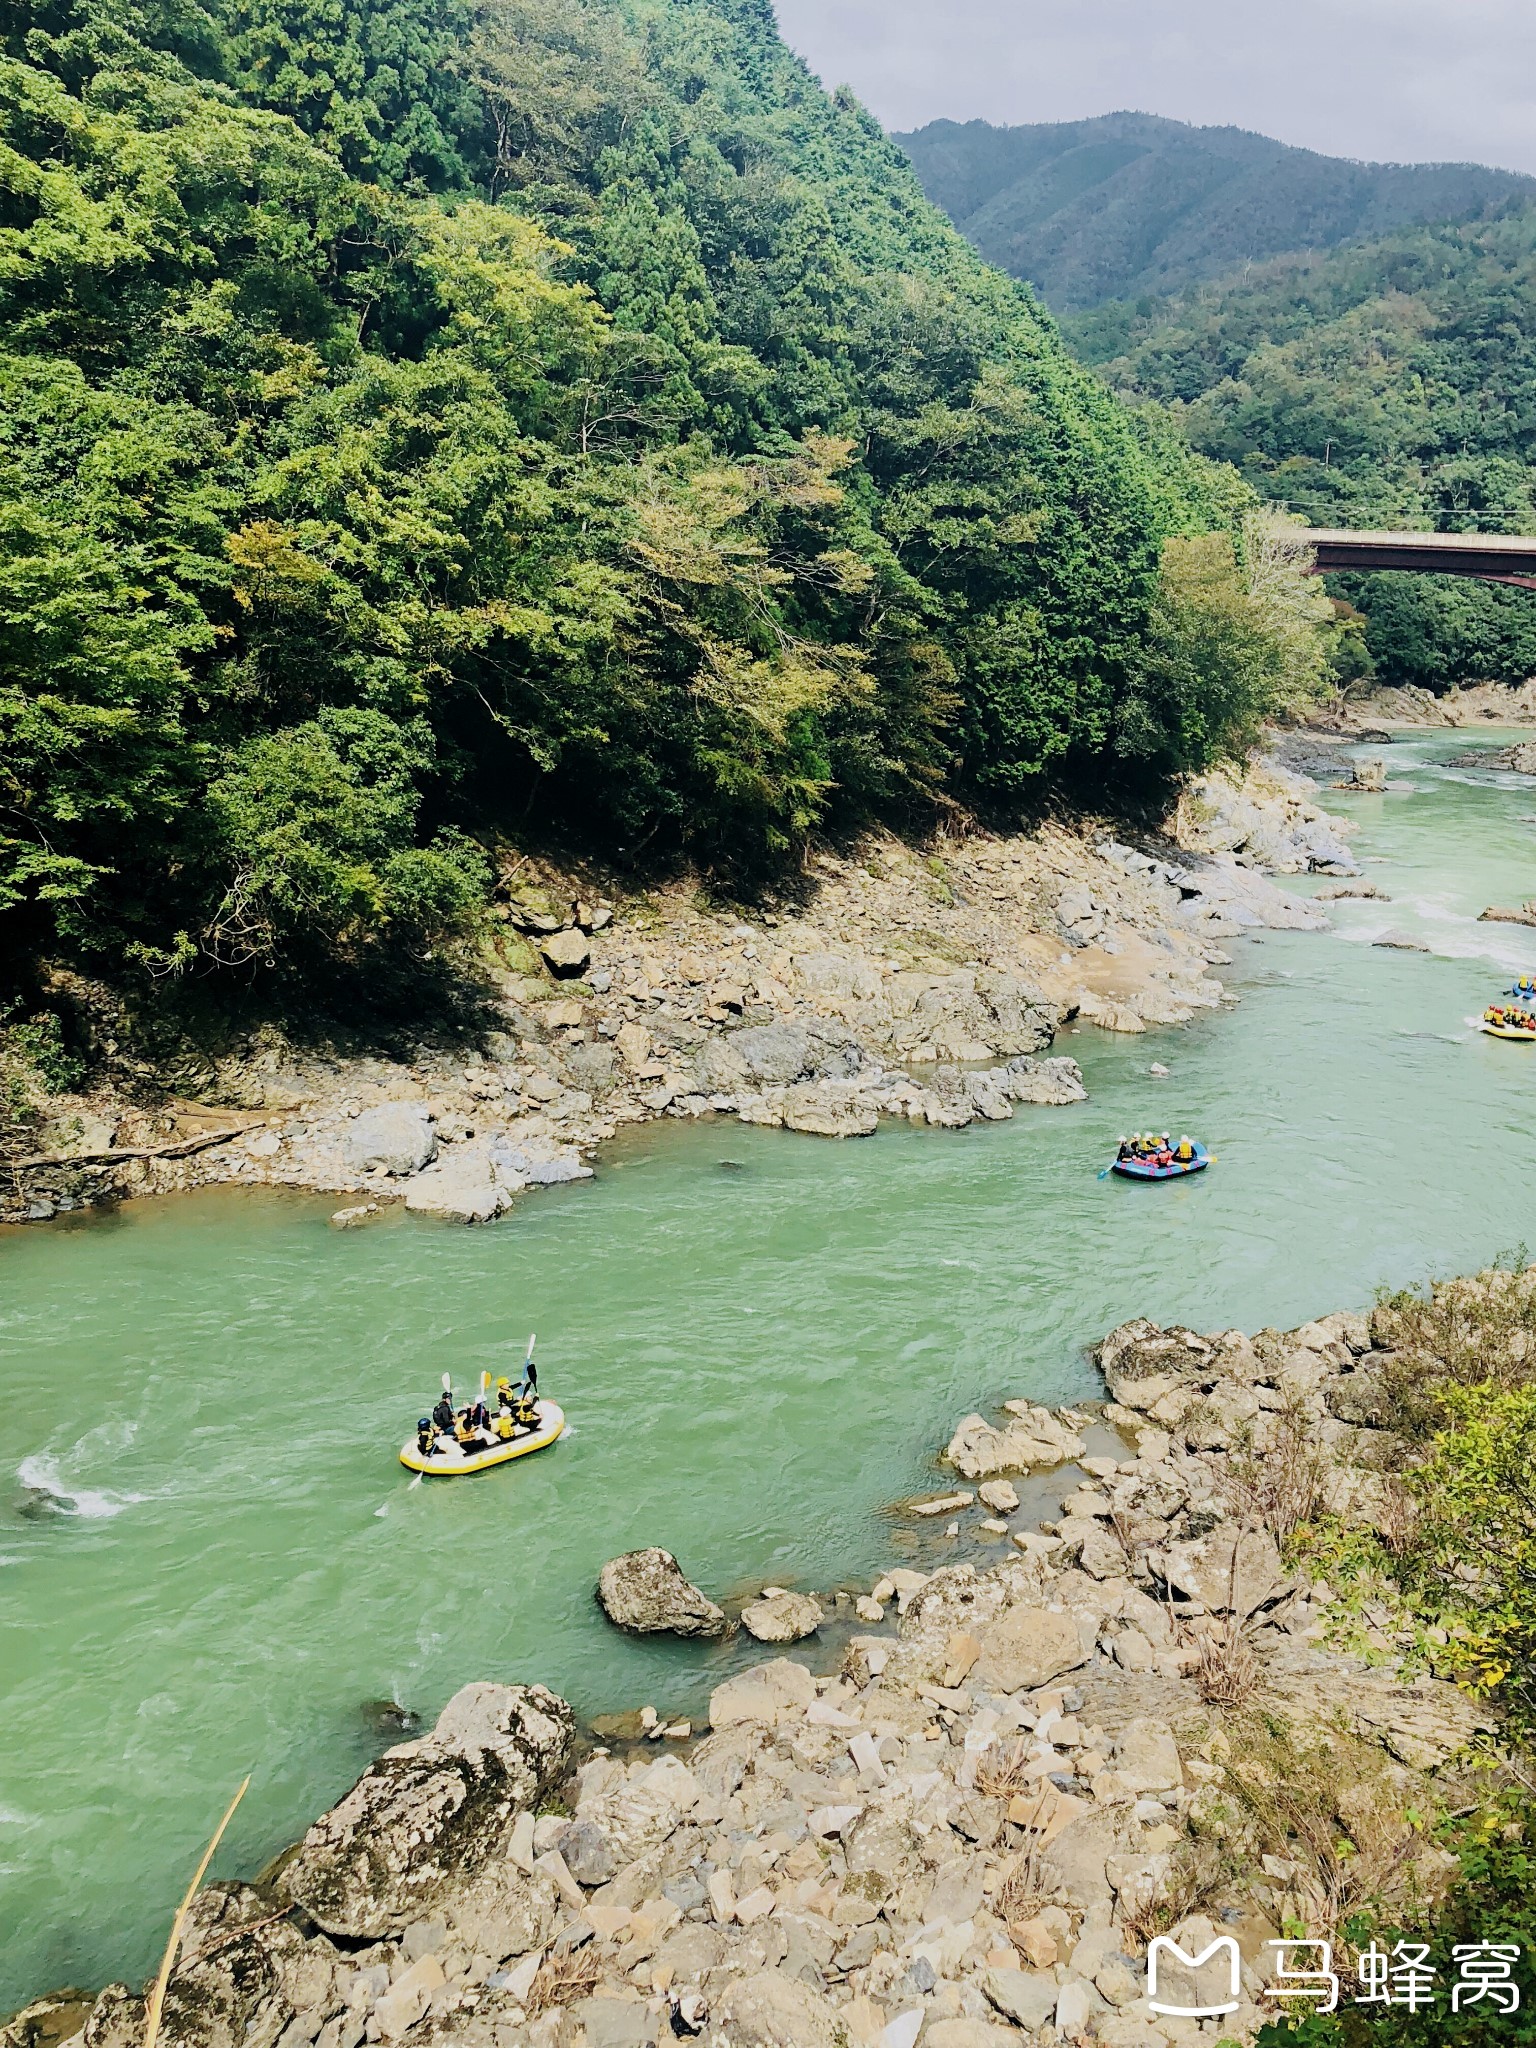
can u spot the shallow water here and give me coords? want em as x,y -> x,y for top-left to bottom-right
4,729 -> 1536,2009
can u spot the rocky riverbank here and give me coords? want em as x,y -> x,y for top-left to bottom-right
1320,678 -> 1536,733
4,767 -> 1352,1229
8,1288 -> 1502,2048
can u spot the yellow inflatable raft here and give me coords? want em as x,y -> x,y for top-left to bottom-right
1477,1018 -> 1536,1040
399,1400 -> 566,1475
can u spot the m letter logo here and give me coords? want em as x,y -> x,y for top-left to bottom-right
1146,1934 -> 1242,2018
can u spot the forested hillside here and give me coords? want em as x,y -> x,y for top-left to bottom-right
1072,211 -> 1536,688
894,113 -> 1533,311
0,0 -> 1322,1012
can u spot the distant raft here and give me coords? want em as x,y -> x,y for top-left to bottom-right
1478,1010 -> 1536,1040
1112,1141 -> 1212,1181
400,1401 -> 566,1475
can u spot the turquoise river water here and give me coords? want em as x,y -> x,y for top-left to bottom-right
5,730 -> 1536,2010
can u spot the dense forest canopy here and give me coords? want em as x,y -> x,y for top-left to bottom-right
893,112 -> 1535,312
1066,211 -> 1536,689
0,0 -> 1325,1005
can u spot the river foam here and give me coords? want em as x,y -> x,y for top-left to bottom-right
15,1454 -> 149,1519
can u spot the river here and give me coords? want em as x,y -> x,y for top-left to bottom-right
3,729 -> 1536,2012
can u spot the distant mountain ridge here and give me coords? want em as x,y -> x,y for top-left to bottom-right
894,111 -> 1536,309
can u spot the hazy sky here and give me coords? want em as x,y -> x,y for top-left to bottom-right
770,0 -> 1536,175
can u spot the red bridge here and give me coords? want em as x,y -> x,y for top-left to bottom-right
1306,528 -> 1536,588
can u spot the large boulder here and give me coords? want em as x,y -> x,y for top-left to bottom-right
708,1658 -> 817,1729
403,1147 -> 516,1224
778,1084 -> 879,1138
81,1884 -> 334,2048
1112,1717 -> 1183,1793
710,1970 -> 849,2048
740,1590 -> 823,1642
596,1548 -> 728,1638
398,1131 -> 589,1223
1291,818 -> 1360,874
540,928 -> 590,977
982,1968 -> 1061,2030
1097,1320 -> 1208,1409
1040,1807 -> 1138,1910
343,1103 -> 436,1176
280,1682 -> 574,1937
1151,1523 -> 1284,1618
973,1604 -> 1092,1693
946,1405 -> 1084,1478
732,1022 -> 814,1086
494,1132 -> 591,1185
696,1037 -> 752,1094
1002,1054 -> 1086,1105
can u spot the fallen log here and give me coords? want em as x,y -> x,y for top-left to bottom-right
10,1126 -> 255,1171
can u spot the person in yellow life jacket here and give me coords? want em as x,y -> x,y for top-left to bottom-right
494,1409 -> 515,1441
1176,1136 -> 1194,1163
495,1377 -> 515,1413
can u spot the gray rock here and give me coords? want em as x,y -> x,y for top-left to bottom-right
493,1133 -> 591,1185
778,1084 -> 879,1138
696,1038 -> 752,1094
562,1045 -> 618,1095
1111,1717 -> 1183,1792
1152,1524 -> 1284,1618
1291,819 -> 1360,873
280,1682 -> 574,1937
403,1148 -> 515,1224
946,1405 -> 1084,1477
740,1590 -> 824,1642
844,1807 -> 920,1883
1326,1367 -> 1388,1426
540,928 -> 590,977
732,1022 -> 814,1085
983,1966 -> 1060,2029
343,1103 -> 436,1176
1041,1808 -> 1137,1910
924,2019 -> 1029,2048
708,1658 -> 816,1728
710,1971 -> 849,2047
95,1884 -> 323,2048
974,1604 -> 1091,1692
1003,1053 -> 1087,1105
567,1998 -> 656,2048
555,1818 -> 618,1887
597,1548 -> 729,1638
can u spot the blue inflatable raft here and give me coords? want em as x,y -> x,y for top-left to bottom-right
1112,1142 -> 1212,1181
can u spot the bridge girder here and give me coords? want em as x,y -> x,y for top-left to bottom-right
1303,528 -> 1536,585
